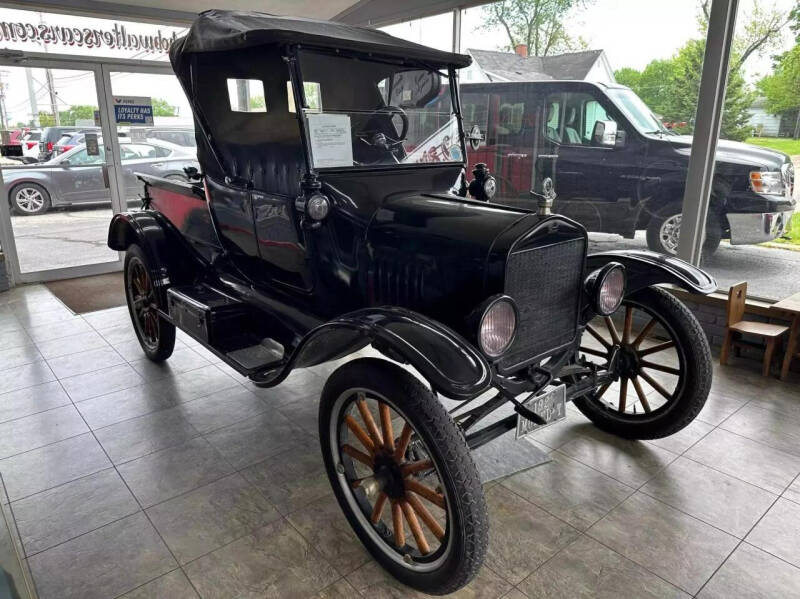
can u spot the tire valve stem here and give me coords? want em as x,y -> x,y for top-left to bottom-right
404,553 -> 413,564
336,463 -> 345,474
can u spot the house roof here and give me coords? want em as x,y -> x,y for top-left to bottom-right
467,48 -> 604,81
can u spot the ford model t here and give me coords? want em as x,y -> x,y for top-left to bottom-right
108,10 -> 715,595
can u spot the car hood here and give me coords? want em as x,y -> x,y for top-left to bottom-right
667,135 -> 789,170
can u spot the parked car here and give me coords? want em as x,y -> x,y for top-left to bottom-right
143,127 -> 196,148
21,130 -> 41,159
7,138 -> 198,215
37,126 -> 94,161
54,130 -> 132,156
456,80 -> 795,255
109,11 -> 715,594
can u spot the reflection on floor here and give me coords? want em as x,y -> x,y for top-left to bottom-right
0,283 -> 799,598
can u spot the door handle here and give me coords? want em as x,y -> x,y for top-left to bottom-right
151,162 -> 165,167
101,165 -> 110,188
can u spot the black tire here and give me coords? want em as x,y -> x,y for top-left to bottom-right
10,182 -> 51,215
124,244 -> 175,362
645,202 -> 722,256
573,286 -> 711,439
319,358 -> 488,595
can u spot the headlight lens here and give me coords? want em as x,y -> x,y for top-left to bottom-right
478,296 -> 517,357
306,193 -> 330,220
483,176 -> 497,199
750,171 -> 784,195
597,266 -> 625,315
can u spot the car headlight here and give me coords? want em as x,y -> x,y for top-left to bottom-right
483,176 -> 497,199
585,263 -> 626,316
750,170 -> 784,195
478,296 -> 517,358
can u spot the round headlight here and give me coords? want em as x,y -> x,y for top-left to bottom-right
596,265 -> 625,315
478,296 -> 517,358
306,194 -> 330,221
483,176 -> 497,199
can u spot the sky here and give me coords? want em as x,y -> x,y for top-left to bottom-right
0,1 -> 796,127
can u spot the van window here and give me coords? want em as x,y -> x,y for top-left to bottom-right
544,91 -> 615,146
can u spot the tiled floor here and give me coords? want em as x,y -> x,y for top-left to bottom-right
1,283 -> 800,598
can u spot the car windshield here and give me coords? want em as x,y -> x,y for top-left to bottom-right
606,88 -> 669,135
294,50 -> 461,169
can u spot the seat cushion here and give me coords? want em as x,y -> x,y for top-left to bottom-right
729,321 -> 789,337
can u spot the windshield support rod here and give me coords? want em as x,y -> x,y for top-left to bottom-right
285,45 -> 315,177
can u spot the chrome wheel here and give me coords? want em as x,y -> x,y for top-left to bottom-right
658,214 -> 681,255
126,256 -> 160,352
14,186 -> 46,214
331,389 -> 451,570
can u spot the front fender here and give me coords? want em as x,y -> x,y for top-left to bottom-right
587,250 -> 716,295
256,307 -> 492,401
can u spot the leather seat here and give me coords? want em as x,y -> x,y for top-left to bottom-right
222,143 -> 304,197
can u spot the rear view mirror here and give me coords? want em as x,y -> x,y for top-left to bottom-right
593,120 -> 618,147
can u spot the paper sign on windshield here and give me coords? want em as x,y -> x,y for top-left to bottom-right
308,113 -> 353,168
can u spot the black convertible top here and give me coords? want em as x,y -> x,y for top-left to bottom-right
169,10 -> 472,69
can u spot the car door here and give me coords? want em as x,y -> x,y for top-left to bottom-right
119,143 -> 173,202
53,146 -> 108,204
537,84 -> 644,234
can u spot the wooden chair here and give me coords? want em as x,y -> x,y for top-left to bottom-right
720,282 -> 789,376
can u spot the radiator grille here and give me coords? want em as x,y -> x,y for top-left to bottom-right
499,237 -> 585,371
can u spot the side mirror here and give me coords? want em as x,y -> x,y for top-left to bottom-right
592,120 -> 618,147
60,159 -> 70,166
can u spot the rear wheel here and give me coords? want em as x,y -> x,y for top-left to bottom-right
319,358 -> 487,595
573,286 -> 711,439
124,244 -> 175,362
11,183 -> 51,215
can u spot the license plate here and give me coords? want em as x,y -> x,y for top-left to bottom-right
516,384 -> 567,439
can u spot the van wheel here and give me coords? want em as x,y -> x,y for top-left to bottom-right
319,358 -> 488,595
124,244 -> 175,362
11,183 -> 51,215
646,202 -> 722,256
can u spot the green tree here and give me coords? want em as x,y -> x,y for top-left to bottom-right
57,105 -> 95,126
151,97 -> 177,117
758,44 -> 800,137
480,0 -> 594,56
613,67 -> 640,89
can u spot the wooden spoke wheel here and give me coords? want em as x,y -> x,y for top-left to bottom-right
319,358 -> 487,595
124,244 -> 175,362
572,286 -> 711,439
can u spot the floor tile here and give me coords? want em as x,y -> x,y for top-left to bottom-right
14,306 -> 76,329
119,569 -> 199,598
785,477 -> 800,504
698,542 -> 800,598
641,457 -> 776,538
0,381 -> 71,424
26,317 -> 92,343
518,535 -> 689,599
346,558 -> 512,599
46,346 -> 125,379
0,433 -> 111,501
99,322 -> 139,346
129,347 -> 211,380
695,391 -> 749,426
0,327 -> 33,350
501,451 -> 634,531
118,437 -> 234,507
287,494 -> 370,576
178,387 -> 269,434
312,578 -> 361,599
745,498 -> 800,567
146,473 -> 280,564
558,434 -> 677,488
0,404 -> 88,459
35,330 -> 109,360
720,403 -> 800,457
28,512 -> 176,599
686,428 -> 800,495
587,492 -> 738,594
82,307 -> 131,332
0,344 -> 42,372
241,440 -> 331,516
485,484 -> 580,584
12,468 -> 139,555
75,384 -> 182,430
154,366 -> 242,402
204,410 -> 306,469
60,363 -> 145,402
0,361 -> 55,395
526,411 -> 593,450
646,419 -> 715,455
183,519 -> 340,599
94,407 -> 200,464
747,388 -> 800,422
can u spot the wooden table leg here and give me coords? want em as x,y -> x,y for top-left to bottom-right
780,315 -> 800,381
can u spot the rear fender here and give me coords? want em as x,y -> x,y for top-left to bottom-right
259,307 -> 492,401
586,249 -> 716,296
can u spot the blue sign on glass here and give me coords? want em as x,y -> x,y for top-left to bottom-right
113,96 -> 154,125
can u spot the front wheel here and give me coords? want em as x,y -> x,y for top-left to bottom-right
11,183 -> 51,215
646,202 -> 722,256
319,358 -> 488,595
573,286 -> 711,439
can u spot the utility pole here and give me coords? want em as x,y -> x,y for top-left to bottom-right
25,68 -> 39,127
45,68 -> 60,125
0,71 -> 7,130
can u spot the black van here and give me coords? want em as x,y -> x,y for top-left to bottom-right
459,80 -> 795,255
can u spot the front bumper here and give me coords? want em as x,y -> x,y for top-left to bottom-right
728,210 -> 794,245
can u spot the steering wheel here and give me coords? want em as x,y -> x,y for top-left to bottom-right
355,105 -> 410,163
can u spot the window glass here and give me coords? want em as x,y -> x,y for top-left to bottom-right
287,81 -> 322,113
120,143 -> 164,159
67,146 -> 104,165
227,78 -> 267,112
545,92 -> 616,146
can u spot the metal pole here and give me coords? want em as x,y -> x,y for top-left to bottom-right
236,79 -> 249,112
25,68 -> 39,127
452,8 -> 462,54
677,0 -> 738,264
45,68 -> 60,125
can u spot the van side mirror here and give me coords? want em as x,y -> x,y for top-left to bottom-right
592,120 -> 618,147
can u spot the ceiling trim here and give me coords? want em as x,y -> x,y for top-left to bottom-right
0,0 -> 197,26
332,0 -> 489,27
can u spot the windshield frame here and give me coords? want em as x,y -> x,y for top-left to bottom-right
606,87 -> 670,136
288,45 -> 467,174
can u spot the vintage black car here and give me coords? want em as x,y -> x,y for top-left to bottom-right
108,10 -> 715,595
